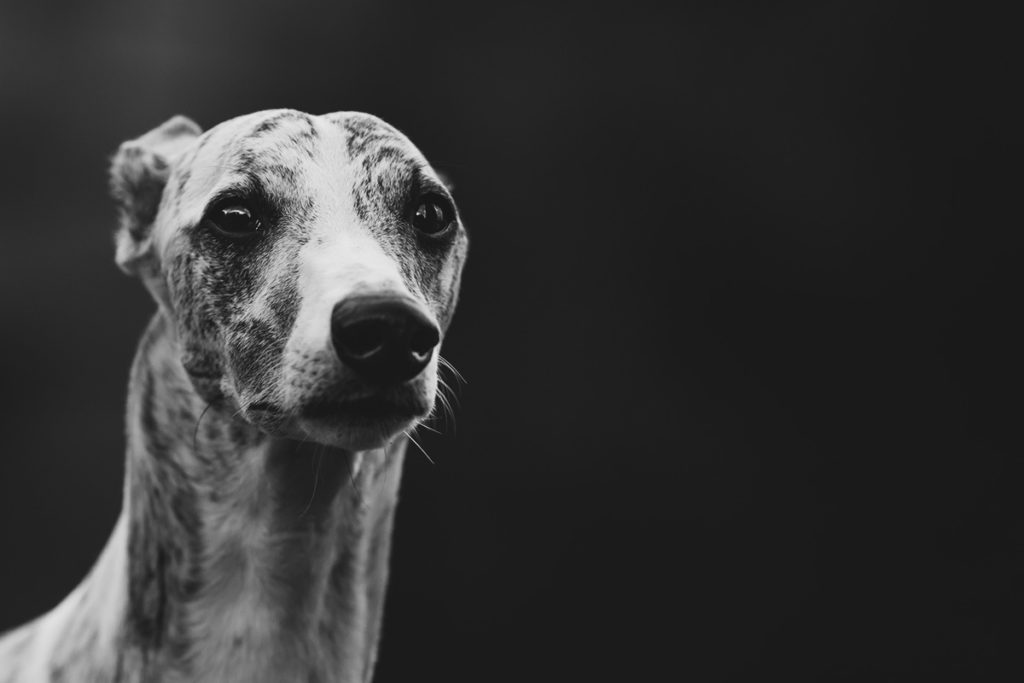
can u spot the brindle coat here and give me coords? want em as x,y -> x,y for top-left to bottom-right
0,110 -> 468,682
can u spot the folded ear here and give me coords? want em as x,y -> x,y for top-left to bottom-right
110,115 -> 202,275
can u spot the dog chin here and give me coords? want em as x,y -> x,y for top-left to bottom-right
245,394 -> 431,450
294,414 -> 419,450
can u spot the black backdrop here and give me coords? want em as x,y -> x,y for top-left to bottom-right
0,1 -> 1019,680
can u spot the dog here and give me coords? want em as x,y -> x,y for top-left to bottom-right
0,109 -> 468,682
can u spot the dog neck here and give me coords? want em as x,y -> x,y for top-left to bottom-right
82,313 -> 405,682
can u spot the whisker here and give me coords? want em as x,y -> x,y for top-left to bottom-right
416,421 -> 442,435
437,375 -> 461,409
433,381 -> 457,433
438,355 -> 467,386
433,355 -> 464,434
298,444 -> 325,519
193,401 -> 215,453
424,396 -> 446,432
404,430 -> 435,465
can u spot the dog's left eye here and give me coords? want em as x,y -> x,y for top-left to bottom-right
411,194 -> 456,237
204,203 -> 261,239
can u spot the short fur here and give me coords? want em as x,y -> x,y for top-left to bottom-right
0,109 -> 468,682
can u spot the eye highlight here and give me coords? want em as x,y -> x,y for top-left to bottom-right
203,202 -> 262,239
410,193 -> 456,237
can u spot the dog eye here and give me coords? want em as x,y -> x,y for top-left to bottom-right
204,203 -> 261,239
411,194 -> 455,237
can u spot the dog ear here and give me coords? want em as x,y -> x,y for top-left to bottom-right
110,115 -> 202,275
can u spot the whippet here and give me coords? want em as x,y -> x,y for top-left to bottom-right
0,109 -> 468,682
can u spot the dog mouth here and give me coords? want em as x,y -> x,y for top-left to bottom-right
301,393 -> 427,421
299,391 -> 430,449
248,391 -> 428,423
244,382 -> 432,449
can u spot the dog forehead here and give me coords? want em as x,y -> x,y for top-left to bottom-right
165,110 -> 431,226
190,110 -> 423,180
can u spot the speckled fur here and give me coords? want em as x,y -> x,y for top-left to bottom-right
0,110 -> 468,682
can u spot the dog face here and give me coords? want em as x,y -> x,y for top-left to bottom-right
110,110 -> 468,450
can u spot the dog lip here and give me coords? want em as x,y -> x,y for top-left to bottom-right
301,395 -> 425,420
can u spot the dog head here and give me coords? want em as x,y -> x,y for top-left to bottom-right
110,109 -> 468,450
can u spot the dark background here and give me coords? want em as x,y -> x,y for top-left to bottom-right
0,1 -> 1019,680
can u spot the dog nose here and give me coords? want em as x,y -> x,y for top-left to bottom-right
331,295 -> 440,384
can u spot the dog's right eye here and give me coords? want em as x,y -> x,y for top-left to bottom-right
204,203 -> 262,239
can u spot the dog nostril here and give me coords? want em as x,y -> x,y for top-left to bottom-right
409,325 -> 440,360
338,319 -> 388,360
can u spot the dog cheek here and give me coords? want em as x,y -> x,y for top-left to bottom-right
265,261 -> 302,338
224,319 -> 287,404
430,236 -> 468,333
165,250 -> 226,378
